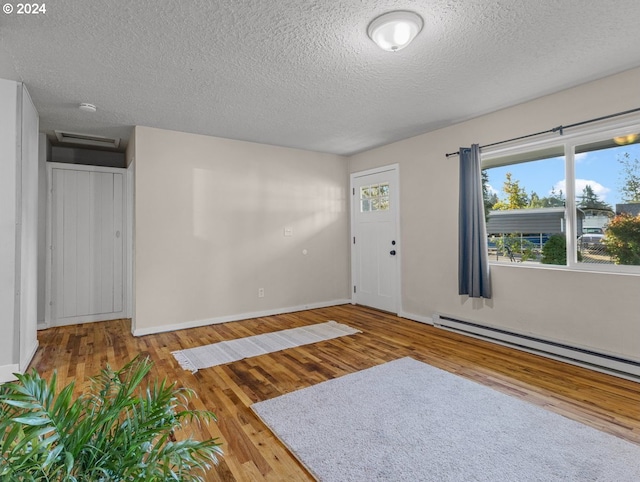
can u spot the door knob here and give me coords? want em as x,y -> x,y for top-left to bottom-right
390,250 -> 396,255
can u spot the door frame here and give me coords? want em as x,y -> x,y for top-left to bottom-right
350,164 -> 401,314
44,162 -> 131,328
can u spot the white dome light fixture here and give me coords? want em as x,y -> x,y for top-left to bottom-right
367,10 -> 423,52
79,103 -> 97,113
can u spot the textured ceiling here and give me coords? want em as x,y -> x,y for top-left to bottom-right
2,0 -> 640,155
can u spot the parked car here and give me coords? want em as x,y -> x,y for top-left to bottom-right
578,227 -> 605,250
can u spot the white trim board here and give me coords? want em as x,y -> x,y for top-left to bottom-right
0,364 -> 20,384
398,311 -> 434,325
133,299 -> 351,337
19,340 -> 38,373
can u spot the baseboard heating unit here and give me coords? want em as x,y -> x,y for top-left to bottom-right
433,314 -> 640,382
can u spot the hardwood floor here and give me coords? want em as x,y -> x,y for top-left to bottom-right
31,305 -> 640,481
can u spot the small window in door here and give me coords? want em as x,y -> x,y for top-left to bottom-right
360,182 -> 390,212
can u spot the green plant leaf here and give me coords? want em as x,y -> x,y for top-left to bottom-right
0,399 -> 42,410
43,444 -> 63,469
64,450 -> 74,474
11,415 -> 51,426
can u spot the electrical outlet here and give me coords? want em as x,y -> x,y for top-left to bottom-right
258,288 -> 265,298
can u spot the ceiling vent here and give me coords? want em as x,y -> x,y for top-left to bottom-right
54,130 -> 121,149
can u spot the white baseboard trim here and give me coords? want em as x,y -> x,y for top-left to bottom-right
399,311 -> 434,325
0,363 -> 20,384
133,299 -> 352,337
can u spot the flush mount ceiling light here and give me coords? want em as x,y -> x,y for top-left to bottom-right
79,102 -> 96,113
613,133 -> 638,145
367,10 -> 423,52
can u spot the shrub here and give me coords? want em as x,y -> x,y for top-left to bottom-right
541,234 -> 567,265
494,234 -> 536,261
603,213 -> 640,265
0,357 -> 222,481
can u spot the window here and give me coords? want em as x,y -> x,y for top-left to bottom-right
484,148 -> 566,264
482,122 -> 640,272
360,182 -> 390,212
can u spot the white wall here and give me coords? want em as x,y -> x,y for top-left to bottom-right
0,79 -> 19,376
133,126 -> 350,334
349,67 -> 640,361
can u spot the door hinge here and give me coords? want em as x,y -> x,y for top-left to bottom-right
353,236 -> 355,244
352,188 -> 355,195
353,286 -> 356,294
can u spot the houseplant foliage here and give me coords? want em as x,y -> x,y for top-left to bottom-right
0,356 -> 222,481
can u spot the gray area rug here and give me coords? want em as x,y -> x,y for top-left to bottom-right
252,357 -> 640,481
172,320 -> 360,372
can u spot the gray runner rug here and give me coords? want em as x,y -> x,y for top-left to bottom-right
172,320 -> 360,372
252,357 -> 640,481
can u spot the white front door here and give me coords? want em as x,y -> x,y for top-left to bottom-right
351,165 -> 400,313
47,163 -> 126,326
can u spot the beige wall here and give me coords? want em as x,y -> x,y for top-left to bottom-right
133,126 -> 350,333
349,67 -> 640,360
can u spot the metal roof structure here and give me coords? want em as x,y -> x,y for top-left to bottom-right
486,208 -> 584,235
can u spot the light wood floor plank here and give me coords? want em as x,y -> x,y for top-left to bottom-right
30,305 -> 640,481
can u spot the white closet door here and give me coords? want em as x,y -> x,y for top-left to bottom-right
49,165 -> 125,326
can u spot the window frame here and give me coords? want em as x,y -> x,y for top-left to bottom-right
359,182 -> 390,213
481,115 -> 640,275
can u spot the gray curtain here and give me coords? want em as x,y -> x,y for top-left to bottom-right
459,144 -> 492,298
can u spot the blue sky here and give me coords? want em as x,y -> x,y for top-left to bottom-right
485,142 -> 640,208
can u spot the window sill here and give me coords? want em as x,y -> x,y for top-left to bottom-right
489,260 -> 640,276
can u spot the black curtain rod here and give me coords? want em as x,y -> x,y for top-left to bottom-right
445,106 -> 640,158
